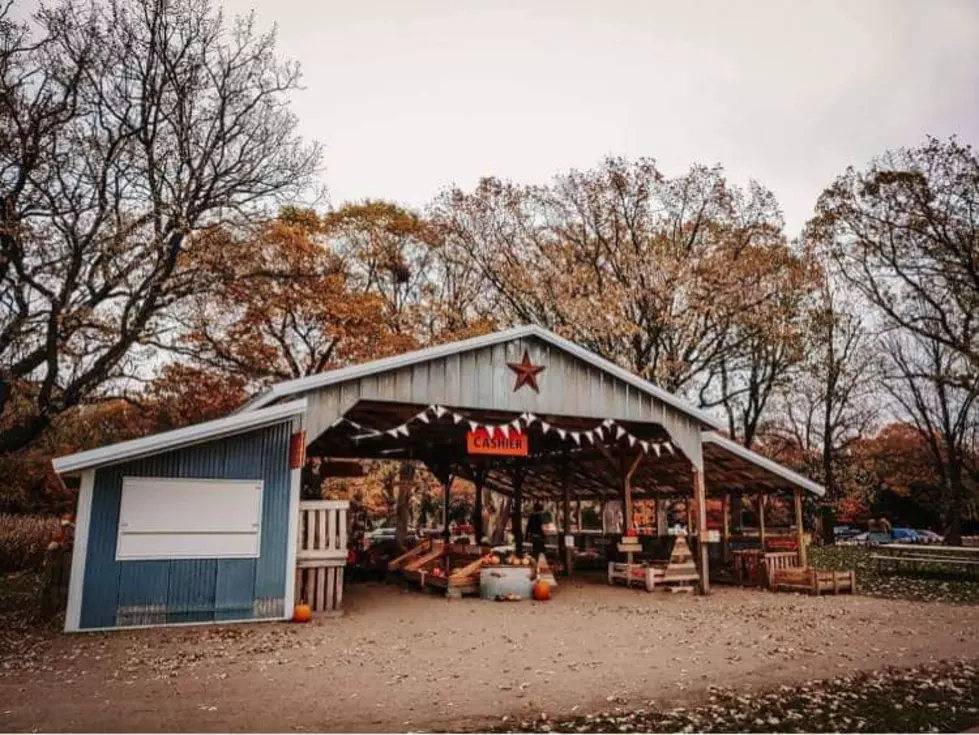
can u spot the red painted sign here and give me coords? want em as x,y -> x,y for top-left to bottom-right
466,428 -> 529,456
289,431 -> 306,469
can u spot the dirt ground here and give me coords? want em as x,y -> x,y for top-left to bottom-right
2,576 -> 979,733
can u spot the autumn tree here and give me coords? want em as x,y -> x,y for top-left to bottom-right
170,210 -> 413,388
432,157 -> 815,441
0,0 -> 321,453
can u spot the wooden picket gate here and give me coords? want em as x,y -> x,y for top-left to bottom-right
296,500 -> 349,614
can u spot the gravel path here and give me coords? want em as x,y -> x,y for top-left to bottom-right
2,576 -> 979,732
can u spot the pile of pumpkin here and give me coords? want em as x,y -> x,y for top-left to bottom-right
482,553 -> 535,567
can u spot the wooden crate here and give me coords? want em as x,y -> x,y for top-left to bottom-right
772,568 -> 856,595
395,540 -> 491,598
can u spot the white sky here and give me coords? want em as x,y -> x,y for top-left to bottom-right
19,0 -> 979,236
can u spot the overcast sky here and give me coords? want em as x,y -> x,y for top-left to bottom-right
18,0 -> 979,235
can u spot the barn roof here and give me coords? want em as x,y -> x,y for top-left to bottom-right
241,325 -> 724,431
52,399 -> 307,475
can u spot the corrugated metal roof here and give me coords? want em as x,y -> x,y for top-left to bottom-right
241,324 -> 724,430
52,399 -> 306,475
702,432 -> 825,496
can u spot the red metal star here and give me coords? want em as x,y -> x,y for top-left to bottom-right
507,350 -> 545,393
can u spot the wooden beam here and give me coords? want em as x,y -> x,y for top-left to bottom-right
693,469 -> 710,594
560,461 -> 573,577
472,463 -> 488,544
511,464 -> 527,556
722,493 -> 731,563
758,493 -> 767,551
794,488 -> 807,567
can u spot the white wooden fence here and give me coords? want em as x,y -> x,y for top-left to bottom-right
296,500 -> 349,614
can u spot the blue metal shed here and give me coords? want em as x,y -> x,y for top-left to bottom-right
53,400 -> 306,632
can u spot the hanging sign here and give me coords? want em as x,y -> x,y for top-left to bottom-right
466,428 -> 529,456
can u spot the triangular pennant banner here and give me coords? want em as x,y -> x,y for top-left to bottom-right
583,431 -> 594,445
602,418 -> 614,427
653,443 -> 662,457
510,418 -> 522,430
664,442 -> 675,455
346,420 -> 363,430
468,420 -> 480,432
386,428 -> 400,438
557,428 -> 567,440
435,405 -> 448,419
499,425 -> 510,440
397,424 -> 410,437
525,413 -> 538,426
640,440 -> 650,453
453,413 -> 464,424
416,411 -> 430,424
628,434 -> 636,447
541,422 -> 552,434
570,431 -> 581,446
615,426 -> 626,440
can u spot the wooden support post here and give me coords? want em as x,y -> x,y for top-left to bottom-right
694,470 -> 710,594
561,466 -> 573,577
472,464 -> 487,544
794,488 -> 807,568
758,493 -> 767,551
427,461 -> 454,544
511,465 -> 526,556
722,493 -> 731,563
656,498 -> 669,537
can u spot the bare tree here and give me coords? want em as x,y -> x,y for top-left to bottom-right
884,331 -> 979,544
810,136 -> 979,377
0,0 -> 321,452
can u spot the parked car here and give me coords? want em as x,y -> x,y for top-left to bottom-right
839,531 -> 870,546
366,526 -> 417,546
915,529 -> 944,544
891,527 -> 922,543
833,525 -> 863,542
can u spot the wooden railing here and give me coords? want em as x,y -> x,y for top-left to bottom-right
296,500 -> 349,614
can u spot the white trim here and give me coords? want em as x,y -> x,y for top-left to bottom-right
283,415 -> 304,616
52,399 -> 308,475
65,615 -> 286,635
703,431 -> 825,496
241,325 -> 724,430
65,469 -> 95,633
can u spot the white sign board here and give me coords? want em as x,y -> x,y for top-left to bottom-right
116,477 -> 263,561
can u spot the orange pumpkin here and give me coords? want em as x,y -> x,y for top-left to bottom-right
292,603 -> 313,623
488,554 -> 501,565
532,580 -> 551,601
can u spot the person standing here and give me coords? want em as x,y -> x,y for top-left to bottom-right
527,501 -> 546,558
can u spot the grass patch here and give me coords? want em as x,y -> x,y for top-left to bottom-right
484,660 -> 979,733
0,513 -> 60,573
809,545 -> 979,605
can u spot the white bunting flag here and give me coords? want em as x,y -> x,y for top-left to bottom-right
346,420 -> 363,430
499,424 -> 510,440
468,420 -> 480,432
665,442 -> 675,455
640,440 -> 650,453
452,412 -> 464,424
398,424 -> 410,437
557,428 -> 567,440
628,434 -> 636,447
435,405 -> 448,418
525,413 -> 538,426
570,431 -> 581,446
416,411 -> 430,424
510,418 -> 522,431
541,421 -> 552,434
386,428 -> 400,438
602,418 -> 614,427
653,443 -> 662,457
583,431 -> 594,445
615,426 -> 626,440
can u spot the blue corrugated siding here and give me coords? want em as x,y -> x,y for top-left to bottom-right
80,421 -> 293,630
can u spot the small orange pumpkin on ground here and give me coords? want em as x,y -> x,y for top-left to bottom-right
292,602 -> 313,623
532,579 -> 551,601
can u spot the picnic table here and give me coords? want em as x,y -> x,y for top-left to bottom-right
871,543 -> 979,578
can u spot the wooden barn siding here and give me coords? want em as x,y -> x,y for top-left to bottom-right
80,422 -> 293,630
302,336 -> 704,468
